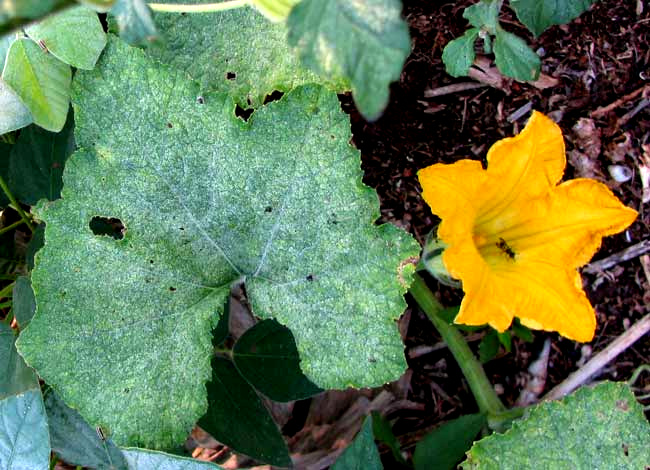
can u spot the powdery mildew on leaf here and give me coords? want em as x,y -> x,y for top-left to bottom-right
17,37 -> 418,448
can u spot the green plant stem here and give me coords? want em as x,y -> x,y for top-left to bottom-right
0,219 -> 25,236
0,174 -> 34,233
409,273 -> 505,415
0,281 -> 14,300
148,0 -> 250,13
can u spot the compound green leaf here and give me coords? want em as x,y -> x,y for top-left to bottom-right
287,0 -> 410,121
9,109 -> 75,205
109,0 -> 157,46
233,319 -> 323,402
45,390 -> 129,470
3,38 -> 71,132
13,276 -> 36,330
0,390 -> 50,470
17,37 -> 418,449
493,29 -> 540,81
510,0 -> 597,37
462,382 -> 650,469
121,449 -> 226,469
26,5 -> 106,70
331,415 -> 382,470
251,0 -> 300,22
0,323 -> 39,399
442,28 -> 479,78
148,0 -> 344,109
199,357 -> 291,467
0,77 -> 32,134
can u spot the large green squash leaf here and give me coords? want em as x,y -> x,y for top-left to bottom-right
0,389 -> 50,470
18,37 -> 418,448
25,5 -> 107,70
147,0 -> 345,109
510,0 -> 597,37
287,0 -> 411,120
462,382 -> 650,469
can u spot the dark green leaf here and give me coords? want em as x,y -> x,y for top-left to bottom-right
148,1 -> 344,109
199,357 -> 291,467
414,413 -> 486,470
26,223 -> 45,270
0,143 -> 11,208
211,296 -> 230,347
512,320 -> 533,343
45,390 -> 129,470
13,276 -> 36,329
497,331 -> 511,353
478,329 -> 500,363
25,5 -> 106,69
438,306 -> 460,325
371,410 -> 407,465
0,389 -> 50,469
9,109 -> 75,205
121,449 -> 226,469
0,322 -> 39,399
233,319 -> 322,402
510,0 -> 597,37
17,37 -> 417,448
109,0 -> 157,46
442,28 -> 479,78
287,0 -> 411,120
3,38 -> 71,132
463,382 -> 650,469
331,415 -> 382,470
464,0 -> 500,32
493,29 -> 540,81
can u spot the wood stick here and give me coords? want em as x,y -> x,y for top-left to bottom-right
583,239 -> 650,274
590,85 -> 649,118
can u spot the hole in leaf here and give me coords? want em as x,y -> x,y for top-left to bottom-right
235,105 -> 254,122
263,90 -> 284,104
89,217 -> 125,240
265,206 -> 273,213
166,122 -> 173,128
149,260 -> 154,264
306,274 -> 314,282
622,443 -> 629,456
226,71 -> 236,80
197,96 -> 204,104
169,287 -> 176,292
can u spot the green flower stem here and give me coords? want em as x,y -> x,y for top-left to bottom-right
410,273 -> 505,415
0,175 -> 34,232
148,0 -> 250,13
0,219 -> 25,236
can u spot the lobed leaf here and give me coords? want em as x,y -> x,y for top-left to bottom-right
18,37 -> 418,448
442,28 -> 479,78
463,382 -> 650,469
287,0 -> 411,120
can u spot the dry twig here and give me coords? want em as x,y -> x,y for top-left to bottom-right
583,239 -> 650,274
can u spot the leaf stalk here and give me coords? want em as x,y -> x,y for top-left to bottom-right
0,175 -> 34,232
148,0 -> 250,13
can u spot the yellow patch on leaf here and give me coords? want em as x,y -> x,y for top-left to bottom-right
418,111 -> 637,342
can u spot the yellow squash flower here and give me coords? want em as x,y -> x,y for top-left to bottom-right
418,112 -> 637,342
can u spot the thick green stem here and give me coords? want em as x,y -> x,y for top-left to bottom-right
409,273 -> 505,415
0,219 -> 25,236
148,0 -> 250,13
0,175 -> 34,232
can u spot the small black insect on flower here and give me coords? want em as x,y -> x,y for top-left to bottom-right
496,237 -> 516,260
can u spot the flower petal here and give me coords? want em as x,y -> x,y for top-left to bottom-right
418,160 -> 487,220
476,112 -> 565,227
500,178 -> 637,269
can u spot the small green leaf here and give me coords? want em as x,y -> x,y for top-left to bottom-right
12,276 -> 36,329
233,319 -> 322,402
148,1 -> 345,109
463,0 -> 500,32
497,331 -> 511,353
331,415 -> 382,470
251,0 -> 300,22
3,38 -> 71,132
510,0 -> 597,37
0,390 -> 50,470
0,77 -> 32,133
414,413 -> 486,470
0,323 -> 39,399
442,28 -> 479,78
287,0 -> 411,120
26,6 -> 106,69
371,411 -> 407,465
109,0 -> 157,46
463,382 -> 650,469
493,29 -> 540,81
45,390 -> 129,470
199,357 -> 291,467
121,449 -> 225,469
9,109 -> 75,205
478,329 -> 500,363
